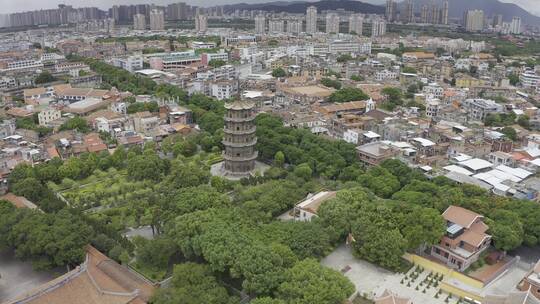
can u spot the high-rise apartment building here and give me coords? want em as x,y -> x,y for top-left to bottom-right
133,14 -> 146,30
269,19 -> 285,33
421,5 -> 429,24
372,18 -> 386,37
403,0 -> 414,24
465,10 -> 484,32
349,14 -> 363,35
149,9 -> 164,30
306,6 -> 317,34
325,13 -> 339,34
385,0 -> 396,22
287,19 -> 302,35
442,0 -> 449,25
492,14 -> 503,27
510,16 -> 522,34
166,2 -> 189,20
254,14 -> 266,34
195,13 -> 208,33
430,5 -> 440,24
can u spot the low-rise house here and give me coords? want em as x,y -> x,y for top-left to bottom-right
293,191 -> 337,222
430,206 -> 491,272
132,111 -> 159,135
356,141 -> 398,166
519,259 -> 540,301
462,99 -> 504,122
38,108 -> 61,126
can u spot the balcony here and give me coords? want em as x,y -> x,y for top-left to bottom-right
222,138 -> 257,147
223,127 -> 256,135
222,151 -> 258,162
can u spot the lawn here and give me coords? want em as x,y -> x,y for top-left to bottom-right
50,168 -> 155,210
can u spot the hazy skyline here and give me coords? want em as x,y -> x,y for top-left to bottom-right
1,0 -> 539,16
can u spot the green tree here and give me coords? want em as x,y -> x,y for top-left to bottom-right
518,115 -> 530,130
272,68 -> 287,78
127,153 -> 168,181
501,127 -> 517,141
276,259 -> 354,304
274,151 -> 285,167
208,59 -> 226,68
59,117 -> 91,133
151,263 -> 238,304
336,54 -> 353,62
401,66 -> 417,74
321,78 -> 342,90
350,75 -> 364,81
35,71 -> 55,84
508,74 -> 519,86
488,210 -> 524,251
293,163 -> 313,181
328,87 -> 369,103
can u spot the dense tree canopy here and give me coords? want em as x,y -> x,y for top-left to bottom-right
328,87 -> 369,103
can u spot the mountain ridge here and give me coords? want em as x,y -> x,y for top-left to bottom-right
225,0 -> 540,26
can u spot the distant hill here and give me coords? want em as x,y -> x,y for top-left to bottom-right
401,0 -> 540,26
224,0 -> 385,15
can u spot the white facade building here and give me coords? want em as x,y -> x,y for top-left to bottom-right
326,13 -> 340,34
195,14 -> 208,33
349,14 -> 364,35
306,6 -> 318,34
133,14 -> 146,30
149,9 -> 165,31
255,15 -> 266,34
269,19 -> 284,33
38,108 -> 61,126
371,19 -> 387,37
112,55 -> 143,73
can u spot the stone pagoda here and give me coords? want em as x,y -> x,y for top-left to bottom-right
221,99 -> 258,177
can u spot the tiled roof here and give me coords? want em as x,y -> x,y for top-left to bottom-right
443,205 -> 483,228
6,246 -> 155,304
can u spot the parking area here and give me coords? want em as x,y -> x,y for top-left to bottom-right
0,250 -> 63,302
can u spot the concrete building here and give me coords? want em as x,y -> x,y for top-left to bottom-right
325,13 -> 340,34
371,18 -> 387,37
149,9 -> 165,31
430,206 -> 491,272
269,19 -> 284,33
462,98 -> 503,121
349,14 -> 363,35
38,108 -> 61,126
403,0 -> 414,23
112,55 -> 143,73
356,141 -> 397,166
421,5 -> 429,24
195,13 -> 208,33
442,0 -> 449,25
293,191 -> 337,222
222,100 -> 258,177
133,13 -> 146,30
385,0 -> 396,22
306,6 -> 318,34
520,70 -> 540,92
255,14 -> 266,34
287,19 -> 302,34
510,16 -> 522,34
465,9 -> 484,32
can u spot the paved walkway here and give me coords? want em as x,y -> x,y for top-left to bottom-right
321,245 -> 458,304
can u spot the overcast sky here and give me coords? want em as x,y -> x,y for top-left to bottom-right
1,0 -> 539,16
